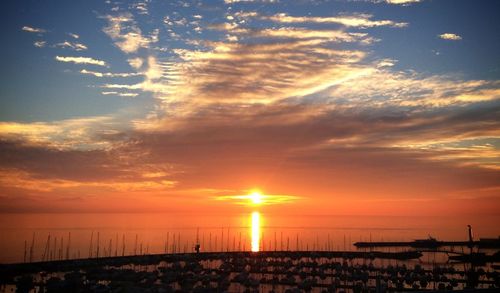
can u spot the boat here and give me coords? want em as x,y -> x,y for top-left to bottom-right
409,236 -> 441,248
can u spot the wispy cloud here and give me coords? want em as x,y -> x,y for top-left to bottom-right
102,91 -> 139,97
55,41 -> 88,51
67,32 -> 80,39
55,56 -> 107,66
0,116 -> 116,150
266,13 -> 408,28
128,57 -> 144,69
385,0 -> 421,4
151,40 -> 366,105
80,69 -> 140,77
131,1 -> 149,15
359,0 -> 421,4
224,0 -> 278,3
21,26 -> 46,33
438,33 -> 462,41
33,41 -> 46,48
0,166 -> 176,193
103,13 -> 158,54
102,83 -> 142,90
323,66 -> 500,108
250,27 -> 377,44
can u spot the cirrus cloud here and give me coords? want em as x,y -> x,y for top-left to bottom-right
21,26 -> 46,33
265,13 -> 408,28
103,13 -> 159,54
55,56 -> 107,66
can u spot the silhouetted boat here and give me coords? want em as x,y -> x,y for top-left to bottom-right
449,251 -> 500,264
410,236 -> 440,248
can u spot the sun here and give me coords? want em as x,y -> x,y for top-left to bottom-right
249,190 -> 263,205
216,189 -> 299,206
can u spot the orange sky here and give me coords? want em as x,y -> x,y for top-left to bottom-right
1,121 -> 499,216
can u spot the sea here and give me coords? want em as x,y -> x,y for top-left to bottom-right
1,212 -> 499,264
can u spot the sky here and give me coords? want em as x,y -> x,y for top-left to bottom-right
0,0 -> 499,216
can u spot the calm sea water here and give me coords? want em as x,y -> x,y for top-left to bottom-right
0,213 -> 499,263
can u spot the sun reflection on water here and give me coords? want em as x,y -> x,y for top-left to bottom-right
251,211 -> 260,252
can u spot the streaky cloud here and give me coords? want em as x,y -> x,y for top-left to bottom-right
102,91 -> 139,97
80,69 -> 140,77
55,56 -> 107,66
266,13 -> 408,28
55,41 -> 88,51
33,41 -> 46,48
21,26 -> 46,33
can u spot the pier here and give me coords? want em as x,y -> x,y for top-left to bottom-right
354,238 -> 500,249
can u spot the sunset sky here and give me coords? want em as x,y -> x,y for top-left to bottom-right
0,0 -> 499,216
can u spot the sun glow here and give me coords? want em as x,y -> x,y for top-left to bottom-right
250,190 -> 263,205
216,189 -> 299,205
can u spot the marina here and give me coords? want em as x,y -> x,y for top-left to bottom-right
1,250 -> 499,292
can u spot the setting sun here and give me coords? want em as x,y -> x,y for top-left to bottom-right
216,189 -> 299,206
250,190 -> 263,205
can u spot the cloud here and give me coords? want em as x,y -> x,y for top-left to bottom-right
80,69 -> 140,77
376,58 -> 397,68
225,0 -> 278,3
55,56 -> 107,66
124,100 -> 500,214
131,1 -> 149,15
107,18 -> 383,109
266,13 -> 408,28
55,41 -> 88,51
360,0 -> 421,4
33,41 -> 46,48
0,169 -> 175,193
67,33 -> 80,39
128,57 -> 144,69
439,33 -> 462,41
102,91 -> 139,97
2,95 -> 499,213
126,42 -> 500,170
147,40 -> 366,106
252,27 -> 377,44
396,139 -> 500,170
21,26 -> 46,33
0,117 -> 117,150
0,141 -> 177,194
385,0 -> 421,4
323,67 -> 500,108
103,13 -> 158,54
102,83 -> 142,90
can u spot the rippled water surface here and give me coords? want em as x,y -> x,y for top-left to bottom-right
1,213 -> 499,263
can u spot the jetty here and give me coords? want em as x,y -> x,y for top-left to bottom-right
354,238 -> 500,249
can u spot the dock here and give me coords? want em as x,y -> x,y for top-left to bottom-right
354,238 -> 500,249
